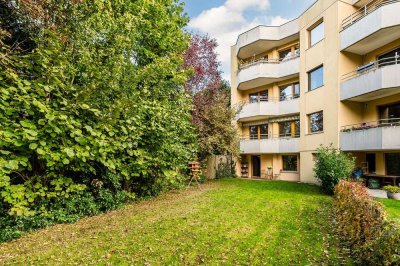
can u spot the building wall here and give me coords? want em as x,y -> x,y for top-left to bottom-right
232,0 -> 400,183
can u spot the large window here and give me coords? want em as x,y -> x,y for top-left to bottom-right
279,48 -> 292,61
379,102 -> 400,124
250,126 -> 258,140
378,48 -> 400,67
282,155 -> 298,171
279,122 -> 291,138
279,120 -> 300,138
386,153 -> 400,176
308,65 -> 324,91
249,90 -> 268,103
308,111 -> 323,133
260,124 -> 268,139
309,20 -> 324,47
280,83 -> 300,101
249,124 -> 268,140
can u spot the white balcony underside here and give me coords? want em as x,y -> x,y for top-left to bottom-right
341,64 -> 400,101
240,138 -> 299,154
237,99 -> 300,122
236,19 -> 299,59
340,127 -> 400,151
341,2 -> 400,54
237,58 -> 299,90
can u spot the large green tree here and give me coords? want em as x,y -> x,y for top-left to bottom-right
0,0 -> 196,216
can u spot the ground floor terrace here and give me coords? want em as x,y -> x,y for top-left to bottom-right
239,153 -> 300,182
350,151 -> 400,186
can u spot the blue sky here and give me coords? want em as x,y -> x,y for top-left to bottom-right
183,0 -> 315,80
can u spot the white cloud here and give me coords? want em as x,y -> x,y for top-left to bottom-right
188,0 -> 290,82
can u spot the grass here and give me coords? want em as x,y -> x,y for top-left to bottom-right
0,178 -> 350,265
377,198 -> 400,220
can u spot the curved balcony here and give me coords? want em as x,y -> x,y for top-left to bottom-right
340,119 -> 400,151
237,96 -> 300,122
341,56 -> 400,101
236,19 -> 299,59
237,55 -> 300,90
240,136 -> 299,154
341,0 -> 400,54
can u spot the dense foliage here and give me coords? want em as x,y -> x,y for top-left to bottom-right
184,35 -> 239,161
314,145 -> 355,194
0,0 -> 196,241
334,181 -> 400,265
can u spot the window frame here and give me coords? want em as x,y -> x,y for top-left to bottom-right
248,90 -> 268,103
308,19 -> 324,48
308,65 -> 324,91
282,155 -> 298,172
308,111 -> 324,134
279,82 -> 300,101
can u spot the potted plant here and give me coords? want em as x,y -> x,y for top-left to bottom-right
383,185 -> 400,200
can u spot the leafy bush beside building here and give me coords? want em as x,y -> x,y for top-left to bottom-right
314,145 -> 355,194
0,0 -> 196,241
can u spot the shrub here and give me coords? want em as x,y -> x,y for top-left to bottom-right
0,0 -> 196,217
383,186 -> 400,194
215,156 -> 237,179
334,181 -> 400,265
314,144 -> 355,194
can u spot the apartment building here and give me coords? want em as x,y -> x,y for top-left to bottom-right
231,0 -> 400,183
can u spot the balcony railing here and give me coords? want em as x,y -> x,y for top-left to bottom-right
241,134 -> 300,140
342,55 -> 400,81
341,118 -> 400,132
238,52 -> 300,71
341,0 -> 399,30
244,94 -> 300,105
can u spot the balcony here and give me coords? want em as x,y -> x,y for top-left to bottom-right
237,95 -> 300,122
340,119 -> 400,151
240,136 -> 299,154
237,55 -> 300,90
341,56 -> 400,101
236,19 -> 299,59
340,0 -> 400,54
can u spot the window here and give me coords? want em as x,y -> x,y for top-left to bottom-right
279,48 -> 292,61
250,126 -> 258,140
378,48 -> 400,67
279,122 -> 291,138
308,65 -> 324,91
294,120 -> 300,137
280,82 -> 300,101
249,124 -> 269,140
309,20 -> 324,47
259,90 -> 268,102
249,93 -> 258,103
279,120 -> 300,138
282,155 -> 298,171
249,90 -> 268,103
379,102 -> 400,124
386,153 -> 400,176
260,124 -> 268,139
308,111 -> 323,133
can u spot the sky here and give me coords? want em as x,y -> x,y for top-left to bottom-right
183,0 -> 316,81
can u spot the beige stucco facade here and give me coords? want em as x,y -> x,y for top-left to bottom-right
231,0 -> 400,184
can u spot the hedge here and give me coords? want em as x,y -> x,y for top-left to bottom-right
334,181 -> 400,265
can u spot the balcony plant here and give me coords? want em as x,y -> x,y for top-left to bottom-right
383,186 -> 400,200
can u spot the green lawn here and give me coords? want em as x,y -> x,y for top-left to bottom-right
378,198 -> 400,220
0,179 -> 350,265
